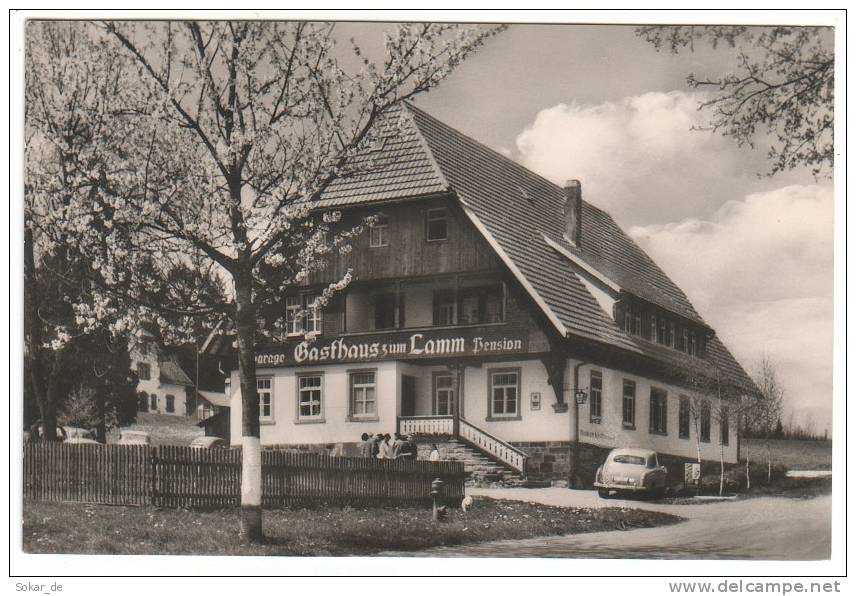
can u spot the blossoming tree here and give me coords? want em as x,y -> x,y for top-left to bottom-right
25,20 -> 503,541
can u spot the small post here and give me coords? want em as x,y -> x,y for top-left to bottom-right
431,477 -> 444,521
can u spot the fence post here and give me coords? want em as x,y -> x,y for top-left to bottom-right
149,446 -> 158,507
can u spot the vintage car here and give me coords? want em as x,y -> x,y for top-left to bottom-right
189,436 -> 227,449
63,426 -> 99,445
594,448 -> 668,498
117,429 -> 152,446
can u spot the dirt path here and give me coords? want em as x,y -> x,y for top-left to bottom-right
401,488 -> 831,560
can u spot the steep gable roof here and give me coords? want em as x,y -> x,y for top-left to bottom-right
313,102 -> 755,393
159,360 -> 194,386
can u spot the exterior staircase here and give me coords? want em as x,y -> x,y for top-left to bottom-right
416,440 -> 524,486
400,415 -> 530,486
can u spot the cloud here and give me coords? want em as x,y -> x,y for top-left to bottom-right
629,185 -> 834,431
514,91 -> 800,226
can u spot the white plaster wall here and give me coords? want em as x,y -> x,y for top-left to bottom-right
462,358 -> 571,442
573,360 -> 738,464
230,361 -> 401,446
227,356 -> 739,464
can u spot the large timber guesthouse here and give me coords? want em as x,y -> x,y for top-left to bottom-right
217,103 -> 757,484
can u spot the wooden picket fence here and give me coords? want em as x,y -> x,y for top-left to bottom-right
23,442 -> 150,506
23,442 -> 465,509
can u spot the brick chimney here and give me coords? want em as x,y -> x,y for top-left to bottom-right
563,179 -> 582,247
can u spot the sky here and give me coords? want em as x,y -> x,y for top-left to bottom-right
342,23 -> 834,433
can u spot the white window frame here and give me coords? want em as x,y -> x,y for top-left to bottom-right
285,296 -> 302,336
433,373 -> 455,416
369,214 -> 389,247
302,294 -> 322,335
296,373 -> 324,422
589,369 -> 603,423
258,377 -> 274,423
348,370 -> 378,421
487,368 -> 521,420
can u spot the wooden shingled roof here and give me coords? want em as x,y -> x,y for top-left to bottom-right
315,102 -> 756,394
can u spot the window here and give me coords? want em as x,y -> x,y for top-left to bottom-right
678,326 -> 688,352
720,406 -> 730,445
622,380 -> 636,428
433,289 -> 456,326
369,214 -> 389,247
349,371 -> 377,419
489,369 -> 520,419
374,293 -> 397,329
166,395 -> 175,413
649,388 -> 668,435
669,322 -> 676,348
426,209 -> 448,241
150,394 -> 158,411
137,363 -> 151,380
659,319 -> 668,346
700,400 -> 711,442
303,294 -> 321,335
297,374 -> 323,421
650,315 -> 657,342
202,403 -> 214,419
690,332 -> 698,356
679,396 -> 690,439
589,370 -> 602,423
258,378 -> 273,422
137,391 -> 148,412
624,309 -> 632,333
634,313 -> 642,336
458,284 -> 505,324
433,373 -> 454,416
285,296 -> 302,336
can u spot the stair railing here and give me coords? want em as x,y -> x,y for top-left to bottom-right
457,417 -> 528,475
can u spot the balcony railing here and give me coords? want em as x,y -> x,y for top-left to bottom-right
458,417 -> 528,475
398,415 -> 454,436
396,415 -> 528,476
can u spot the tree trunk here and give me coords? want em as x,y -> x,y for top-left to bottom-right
745,443 -> 750,490
94,382 -> 107,443
719,442 -> 725,496
235,270 -> 263,543
767,440 -> 772,484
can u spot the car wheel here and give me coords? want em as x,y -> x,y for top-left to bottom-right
598,488 -> 610,499
649,486 -> 666,500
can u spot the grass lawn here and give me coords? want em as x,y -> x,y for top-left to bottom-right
23,497 -> 681,556
741,438 -> 832,470
107,412 -> 204,446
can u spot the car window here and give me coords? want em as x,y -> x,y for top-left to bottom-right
612,454 -> 646,465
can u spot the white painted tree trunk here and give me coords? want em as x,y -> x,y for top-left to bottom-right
241,436 -> 263,540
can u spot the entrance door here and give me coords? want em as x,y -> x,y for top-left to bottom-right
401,375 -> 416,417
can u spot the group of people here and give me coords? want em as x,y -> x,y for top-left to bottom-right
358,432 -> 441,461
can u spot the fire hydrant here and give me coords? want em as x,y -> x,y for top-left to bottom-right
431,478 -> 445,521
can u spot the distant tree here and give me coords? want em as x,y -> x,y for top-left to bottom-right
746,354 -> 785,483
636,25 -> 833,178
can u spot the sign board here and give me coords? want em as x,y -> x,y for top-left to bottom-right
530,392 -> 541,410
255,329 -> 529,368
574,390 -> 587,405
684,462 -> 701,484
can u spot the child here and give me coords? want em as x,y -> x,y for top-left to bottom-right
429,443 -> 441,462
